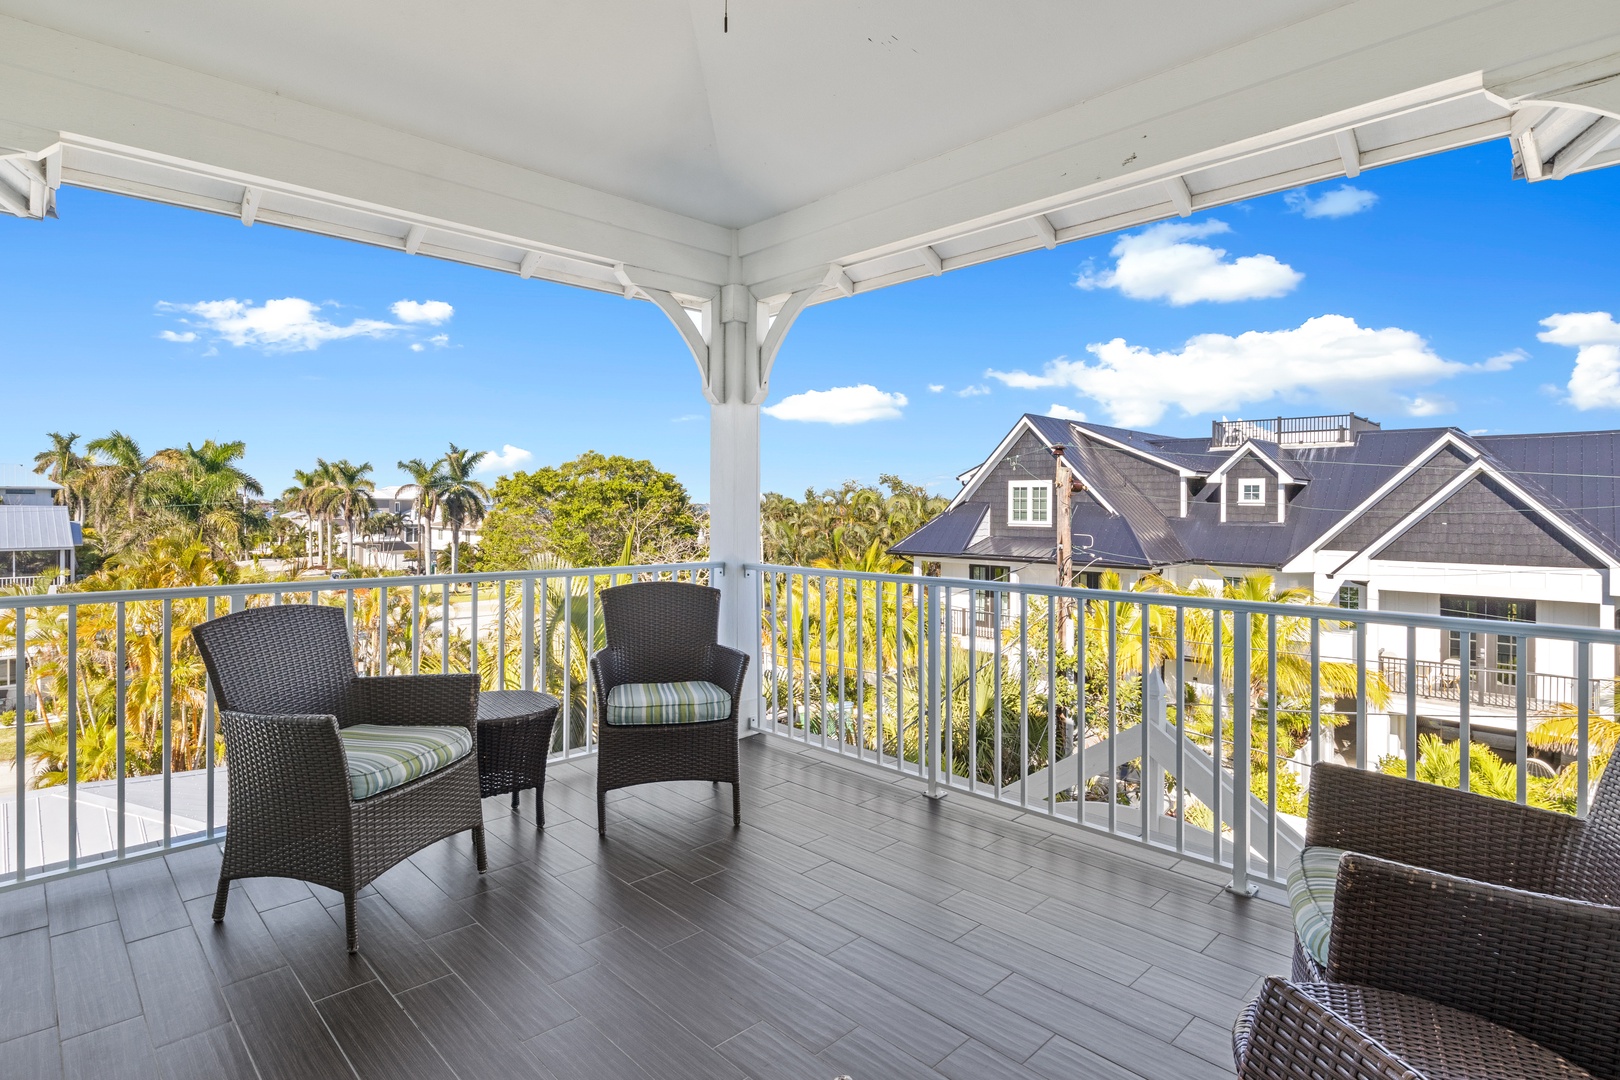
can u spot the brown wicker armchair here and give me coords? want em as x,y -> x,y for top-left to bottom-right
193,604 -> 485,953
589,581 -> 748,834
1237,853 -> 1620,1080
1287,761 -> 1620,980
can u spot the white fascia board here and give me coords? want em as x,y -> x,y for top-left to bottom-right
1306,431 -> 1481,554
1071,424 -> 1199,476
947,416 -> 1049,511
1334,459 -> 1620,576
741,0 -> 1620,294
1205,441 -> 1302,485
0,16 -> 730,294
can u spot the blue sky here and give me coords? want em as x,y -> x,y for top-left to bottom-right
2,140 -> 1618,502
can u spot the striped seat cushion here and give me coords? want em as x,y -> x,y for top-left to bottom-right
1287,845 -> 1345,970
606,681 -> 731,726
339,724 -> 473,800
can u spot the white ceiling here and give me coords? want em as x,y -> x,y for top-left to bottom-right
0,0 -> 1351,227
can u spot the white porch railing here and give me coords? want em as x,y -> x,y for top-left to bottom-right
747,565 -> 1620,893
0,562 -> 716,885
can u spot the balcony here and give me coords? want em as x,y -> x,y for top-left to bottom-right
1,564 -> 1614,1078
1209,414 -> 1381,450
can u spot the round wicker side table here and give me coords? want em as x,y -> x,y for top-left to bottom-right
475,689 -> 561,829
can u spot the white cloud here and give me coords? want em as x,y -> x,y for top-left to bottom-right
986,314 -> 1497,427
764,385 -> 908,424
1539,311 -> 1620,409
927,384 -> 945,393
1402,395 -> 1453,417
158,330 -> 197,343
409,333 -> 452,354
410,343 -> 425,353
158,298 -> 398,352
1284,185 -> 1379,219
956,385 -> 990,397
391,299 -> 454,325
477,444 -> 532,475
671,414 -> 702,423
1045,403 -> 1087,421
1074,220 -> 1301,305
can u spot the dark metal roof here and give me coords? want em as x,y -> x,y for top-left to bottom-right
890,504 -> 987,558
901,413 -> 1620,571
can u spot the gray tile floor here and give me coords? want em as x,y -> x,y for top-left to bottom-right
0,735 -> 1292,1080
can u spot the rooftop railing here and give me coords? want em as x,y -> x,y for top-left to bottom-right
1211,413 -> 1380,449
747,564 -> 1618,894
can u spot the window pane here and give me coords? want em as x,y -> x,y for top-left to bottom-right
1011,486 -> 1027,521
1031,486 -> 1047,521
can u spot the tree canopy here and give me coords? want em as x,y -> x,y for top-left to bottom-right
761,474 -> 947,569
479,451 -> 702,569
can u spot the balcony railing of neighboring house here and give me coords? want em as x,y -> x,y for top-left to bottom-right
5,560 -> 1619,899
1210,413 -> 1380,449
0,562 -> 716,885
1379,654 -> 1614,714
748,565 -> 1619,894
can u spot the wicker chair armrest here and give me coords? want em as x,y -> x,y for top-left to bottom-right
218,709 -> 354,812
701,643 -> 749,703
590,647 -> 629,712
1304,763 -> 1577,890
1236,978 -> 1412,1080
1327,852 -> 1620,1079
345,674 -> 478,731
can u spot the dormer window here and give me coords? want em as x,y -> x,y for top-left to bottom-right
1237,479 -> 1265,505
1007,481 -> 1051,526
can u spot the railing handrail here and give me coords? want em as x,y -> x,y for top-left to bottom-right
0,561 -> 722,609
746,563 -> 1620,647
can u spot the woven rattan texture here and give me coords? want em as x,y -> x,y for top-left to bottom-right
1326,854 -> 1620,1080
192,604 -> 486,952
1235,978 -> 1593,1080
476,690 -> 560,824
1291,761 -> 1620,981
590,582 -> 749,833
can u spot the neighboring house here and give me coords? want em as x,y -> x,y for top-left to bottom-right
0,464 -> 81,585
892,412 -> 1620,761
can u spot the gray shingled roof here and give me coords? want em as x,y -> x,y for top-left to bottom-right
892,413 -> 1620,571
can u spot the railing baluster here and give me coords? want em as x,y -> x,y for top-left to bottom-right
1230,608 -> 1253,895
538,573 -> 550,699
854,577 -> 865,758
1211,611 -> 1223,867
206,595 -> 217,839
497,580 -> 507,690
818,575 -> 828,752
1578,641 -> 1592,819
1353,620 -> 1367,770
992,587 -> 1000,802
1076,592 -> 1087,825
470,581 -> 479,683
1516,632 -> 1529,805
944,584 -> 954,787
440,582 -> 451,674
162,598 -> 173,848
66,601 -> 78,869
926,583 -> 941,799
115,602 -> 126,859
586,575 -> 597,753
876,582 -> 886,765
1173,606 -> 1185,854
1106,600 -> 1117,833
1309,618 -> 1320,768
1459,631 -> 1472,792
837,577 -> 847,753
1265,614 -> 1278,881
916,578 -> 927,779
1018,592 -> 1029,808
14,605 -> 25,879
1404,625 -> 1417,780
1140,601 -> 1150,843
967,586 -> 978,795
411,584 -> 422,675
769,572 -> 781,735
562,576 -> 573,755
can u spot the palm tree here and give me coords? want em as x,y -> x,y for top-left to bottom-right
320,459 -> 375,566
281,468 -> 325,567
397,457 -> 447,573
33,432 -> 88,520
151,440 -> 264,554
436,444 -> 489,574
86,430 -> 164,525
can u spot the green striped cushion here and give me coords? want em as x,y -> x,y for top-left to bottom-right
606,681 -> 731,726
1287,845 -> 1345,969
339,724 -> 473,800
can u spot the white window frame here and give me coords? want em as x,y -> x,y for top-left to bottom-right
1236,478 -> 1266,505
1006,481 -> 1052,527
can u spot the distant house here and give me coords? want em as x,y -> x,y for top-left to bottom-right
0,464 -> 81,585
892,412 -> 1620,760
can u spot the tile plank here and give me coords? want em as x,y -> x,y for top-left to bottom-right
398,974 -> 551,1080
222,967 -> 354,1080
154,1024 -> 258,1080
0,1027 -> 61,1080
59,1017 -> 158,1080
127,927 -> 231,1046
45,871 -> 116,936
550,964 -> 746,1080
0,883 -> 47,938
525,1017 -> 655,1080
185,893 -> 285,986
317,980 -> 458,1080
52,921 -> 143,1040
109,858 -> 190,943
428,923 -> 577,1038
0,928 -> 56,1042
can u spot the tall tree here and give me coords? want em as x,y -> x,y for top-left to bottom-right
436,444 -> 489,574
397,457 -> 447,573
320,459 -> 375,567
480,451 -> 700,569
32,432 -> 87,520
86,430 -> 164,525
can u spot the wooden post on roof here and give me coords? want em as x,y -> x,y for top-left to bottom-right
1051,445 -> 1075,647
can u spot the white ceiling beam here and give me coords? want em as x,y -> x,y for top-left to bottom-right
1164,175 -> 1193,217
1551,115 -> 1620,179
1516,126 -> 1546,180
1333,128 -> 1362,177
518,250 -> 542,279
917,245 -> 943,275
824,265 -> 854,297
1030,214 -> 1057,249
239,186 -> 261,225
403,223 -> 427,254
0,174 -> 27,217
612,262 -> 641,298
